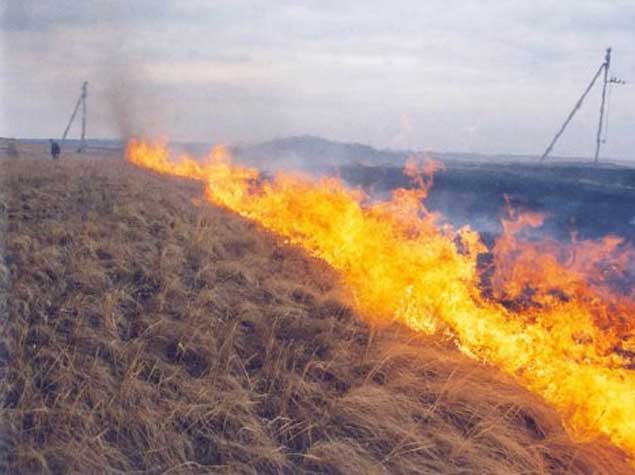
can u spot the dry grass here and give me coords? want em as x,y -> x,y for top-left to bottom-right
0,146 -> 632,474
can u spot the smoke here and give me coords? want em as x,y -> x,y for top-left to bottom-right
103,58 -> 169,141
98,6 -> 169,142
104,61 -> 141,141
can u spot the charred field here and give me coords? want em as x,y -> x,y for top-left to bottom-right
341,161 -> 635,243
1,144 -> 634,474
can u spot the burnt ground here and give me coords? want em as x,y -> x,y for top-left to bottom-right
341,162 -> 635,243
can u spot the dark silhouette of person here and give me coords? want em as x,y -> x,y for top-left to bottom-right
50,140 -> 61,160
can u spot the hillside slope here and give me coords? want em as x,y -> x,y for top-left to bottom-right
1,152 -> 632,474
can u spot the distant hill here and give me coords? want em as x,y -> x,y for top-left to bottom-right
233,135 -> 632,171
232,135 -> 407,172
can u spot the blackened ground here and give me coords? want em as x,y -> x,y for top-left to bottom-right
341,162 -> 635,242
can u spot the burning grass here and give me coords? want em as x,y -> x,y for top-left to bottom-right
1,153 -> 633,474
127,140 -> 635,453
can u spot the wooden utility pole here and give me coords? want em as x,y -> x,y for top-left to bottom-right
594,47 -> 611,163
61,81 -> 88,152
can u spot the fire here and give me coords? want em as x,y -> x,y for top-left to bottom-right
126,139 -> 635,456
490,201 -> 635,359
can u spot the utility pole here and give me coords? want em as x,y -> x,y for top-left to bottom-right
540,47 -> 624,164
594,47 -> 611,163
61,81 -> 88,152
79,81 -> 87,152
539,61 -> 604,162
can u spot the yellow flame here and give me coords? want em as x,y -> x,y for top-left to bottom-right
126,139 -> 635,455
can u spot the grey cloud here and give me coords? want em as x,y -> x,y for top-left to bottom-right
1,0 -> 171,31
1,0 -> 634,159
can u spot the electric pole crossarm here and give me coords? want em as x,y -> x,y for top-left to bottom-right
540,62 -> 605,162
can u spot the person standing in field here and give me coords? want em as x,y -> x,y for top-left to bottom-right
50,140 -> 60,160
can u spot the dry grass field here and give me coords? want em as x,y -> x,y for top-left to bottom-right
1,144 -> 632,474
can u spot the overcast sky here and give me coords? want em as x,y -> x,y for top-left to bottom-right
1,1 -> 634,159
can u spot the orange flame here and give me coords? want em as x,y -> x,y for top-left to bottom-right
489,203 -> 635,358
126,139 -> 635,456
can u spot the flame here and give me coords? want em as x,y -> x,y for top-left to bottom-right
489,203 -> 635,359
126,139 -> 635,455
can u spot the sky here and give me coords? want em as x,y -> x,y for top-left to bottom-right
1,0 -> 634,159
